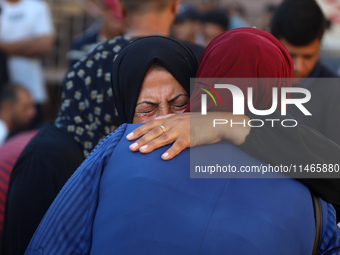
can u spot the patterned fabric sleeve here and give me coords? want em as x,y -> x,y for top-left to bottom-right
25,124 -> 127,255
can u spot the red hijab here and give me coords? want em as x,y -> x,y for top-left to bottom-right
187,27 -> 294,113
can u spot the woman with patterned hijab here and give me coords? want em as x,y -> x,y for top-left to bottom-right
2,36 -> 132,255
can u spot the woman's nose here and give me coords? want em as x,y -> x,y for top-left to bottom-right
157,106 -> 172,118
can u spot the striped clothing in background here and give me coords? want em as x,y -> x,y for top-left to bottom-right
0,130 -> 37,234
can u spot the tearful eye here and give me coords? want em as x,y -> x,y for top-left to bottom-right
170,94 -> 189,109
171,102 -> 188,109
135,103 -> 157,114
135,107 -> 156,114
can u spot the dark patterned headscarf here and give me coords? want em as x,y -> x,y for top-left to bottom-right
55,36 -> 132,157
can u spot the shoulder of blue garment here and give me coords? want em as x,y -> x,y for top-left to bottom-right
24,124 -> 128,255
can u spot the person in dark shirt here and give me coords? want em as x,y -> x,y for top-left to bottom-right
271,0 -> 339,83
0,84 -> 36,144
270,0 -> 340,145
201,9 -> 229,46
67,0 -> 124,67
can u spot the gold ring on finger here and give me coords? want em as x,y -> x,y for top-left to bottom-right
159,125 -> 166,133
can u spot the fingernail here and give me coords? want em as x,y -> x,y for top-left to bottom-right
162,152 -> 169,159
126,132 -> 134,139
140,145 -> 148,151
129,142 -> 138,150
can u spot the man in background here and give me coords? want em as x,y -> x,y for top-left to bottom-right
270,0 -> 340,145
271,0 -> 338,84
172,4 -> 204,46
67,0 -> 125,67
0,84 -> 36,145
0,3 -> 8,89
0,0 -> 54,125
201,9 -> 229,46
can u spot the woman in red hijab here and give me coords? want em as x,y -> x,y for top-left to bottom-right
189,27 -> 293,112
127,28 -> 340,219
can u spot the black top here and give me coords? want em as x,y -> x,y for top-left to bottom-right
317,62 -> 339,78
2,124 -> 84,255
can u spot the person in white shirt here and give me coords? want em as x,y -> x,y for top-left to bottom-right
0,0 -> 54,124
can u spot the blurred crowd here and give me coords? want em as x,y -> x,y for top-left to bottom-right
0,0 -> 339,132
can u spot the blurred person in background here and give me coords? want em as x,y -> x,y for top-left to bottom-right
271,0 -> 340,145
195,0 -> 219,12
259,3 -> 276,32
0,129 -> 37,237
0,50 -> 8,90
171,4 -> 205,46
226,2 -> 249,30
67,0 -> 125,68
271,0 -> 339,84
0,84 -> 36,145
1,0 -> 204,254
0,0 -> 54,127
0,3 -> 8,90
201,9 -> 228,46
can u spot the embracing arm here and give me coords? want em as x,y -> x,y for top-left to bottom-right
239,111 -> 340,165
240,112 -> 340,219
127,112 -> 250,160
127,111 -> 340,164
127,111 -> 340,218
